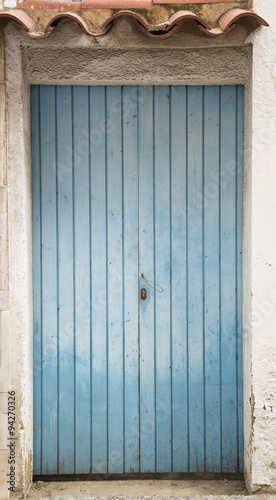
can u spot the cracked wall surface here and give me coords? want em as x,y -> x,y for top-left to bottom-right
0,20 -> 10,500
245,0 -> 276,492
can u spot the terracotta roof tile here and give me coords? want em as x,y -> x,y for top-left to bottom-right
103,9 -> 210,31
16,0 -> 245,7
0,7 -> 268,39
218,7 -> 269,30
45,11 -> 111,34
153,0 -> 244,4
0,9 -> 34,30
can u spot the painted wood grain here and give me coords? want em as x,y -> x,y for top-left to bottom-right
32,84 -> 244,475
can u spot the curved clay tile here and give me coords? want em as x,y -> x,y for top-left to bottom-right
0,7 -> 268,39
103,9 -> 210,32
22,29 -> 53,38
45,11 -> 111,36
102,9 -> 162,30
0,9 -> 34,31
218,8 -> 269,31
102,8 -> 268,38
82,0 -> 152,8
198,24 -> 235,37
199,8 -> 269,37
17,0 -> 81,10
163,10 -> 209,30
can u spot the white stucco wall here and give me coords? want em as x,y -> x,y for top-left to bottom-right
0,24 -> 10,500
244,0 -> 276,492
4,27 -> 33,500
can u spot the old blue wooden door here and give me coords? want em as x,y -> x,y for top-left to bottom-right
32,85 -> 244,476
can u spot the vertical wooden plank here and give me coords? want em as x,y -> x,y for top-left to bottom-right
203,86 -> 221,472
187,86 -> 204,472
106,86 -> 124,473
56,86 -> 74,474
40,85 -> 58,474
122,86 -> 139,473
90,86 -> 108,474
154,86 -> 172,473
220,85 -> 238,472
138,86 -> 155,473
170,85 -> 188,472
31,85 -> 42,475
73,86 -> 91,473
236,85 -> 244,472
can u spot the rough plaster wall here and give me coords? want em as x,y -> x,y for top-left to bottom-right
27,45 -> 251,85
242,72 -> 253,493
0,20 -> 10,500
244,0 -> 276,493
4,28 -> 33,500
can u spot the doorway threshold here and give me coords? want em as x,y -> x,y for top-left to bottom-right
26,477 -> 250,499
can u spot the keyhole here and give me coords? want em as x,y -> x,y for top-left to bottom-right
141,288 -> 147,300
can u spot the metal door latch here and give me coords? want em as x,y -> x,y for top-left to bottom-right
141,273 -> 163,293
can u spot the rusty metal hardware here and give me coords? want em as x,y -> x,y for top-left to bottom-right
141,288 -> 147,300
141,273 -> 163,293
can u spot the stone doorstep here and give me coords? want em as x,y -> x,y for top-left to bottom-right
24,495 -> 276,500
24,480 -> 276,500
